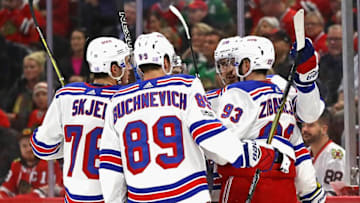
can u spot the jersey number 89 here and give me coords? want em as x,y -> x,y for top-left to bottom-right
123,116 -> 184,175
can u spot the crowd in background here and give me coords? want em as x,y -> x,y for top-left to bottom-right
0,0 -> 356,198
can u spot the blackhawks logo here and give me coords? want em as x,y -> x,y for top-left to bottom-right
331,149 -> 344,160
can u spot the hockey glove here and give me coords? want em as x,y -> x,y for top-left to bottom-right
231,140 -> 289,172
290,38 -> 319,92
299,182 -> 326,203
255,144 -> 292,172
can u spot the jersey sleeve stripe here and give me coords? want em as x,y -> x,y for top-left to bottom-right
294,143 -> 311,166
299,183 -> 325,202
65,187 -> 104,202
99,149 -> 123,172
192,123 -> 222,139
295,154 -> 311,166
194,126 -> 227,145
99,149 -> 121,157
126,171 -> 208,202
189,119 -> 221,132
190,120 -> 227,144
30,132 -> 61,156
294,143 -> 306,151
295,148 -> 310,158
99,156 -> 122,166
99,163 -> 123,173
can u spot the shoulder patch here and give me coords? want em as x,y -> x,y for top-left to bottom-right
331,148 -> 344,160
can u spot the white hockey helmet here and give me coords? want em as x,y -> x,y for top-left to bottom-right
235,35 -> 275,78
214,36 -> 242,73
86,37 -> 130,80
134,32 -> 176,75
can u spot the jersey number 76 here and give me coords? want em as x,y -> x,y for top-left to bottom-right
65,125 -> 102,179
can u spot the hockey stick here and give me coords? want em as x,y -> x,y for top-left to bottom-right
245,9 -> 305,203
118,1 -> 133,51
118,0 -> 143,82
28,0 -> 65,87
169,5 -> 200,77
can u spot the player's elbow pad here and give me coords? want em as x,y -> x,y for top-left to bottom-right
299,183 -> 326,203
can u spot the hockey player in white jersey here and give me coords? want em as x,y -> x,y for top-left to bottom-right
213,36 -> 326,202
302,109 -> 345,196
98,32 -> 284,203
30,37 -> 132,202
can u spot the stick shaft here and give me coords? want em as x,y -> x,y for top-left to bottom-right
29,0 -> 65,87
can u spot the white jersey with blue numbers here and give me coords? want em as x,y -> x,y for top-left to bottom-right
30,82 -> 121,203
99,74 -> 248,203
217,79 -> 323,198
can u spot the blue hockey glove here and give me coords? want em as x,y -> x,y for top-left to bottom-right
290,38 -> 319,92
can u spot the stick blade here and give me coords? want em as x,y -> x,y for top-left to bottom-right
293,9 -> 305,51
169,5 -> 190,40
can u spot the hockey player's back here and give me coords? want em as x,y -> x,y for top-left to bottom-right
109,74 -> 212,202
55,82 -> 119,200
31,37 -> 132,202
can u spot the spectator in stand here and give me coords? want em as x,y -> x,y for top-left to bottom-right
0,128 -> 63,198
27,82 -> 48,129
269,30 -> 294,79
0,109 -> 10,129
0,128 -> 19,183
80,0 -> 119,37
38,0 -> 69,38
0,35 -> 30,100
206,0 -> 233,30
291,0 -> 332,25
302,109 -> 345,196
0,0 -> 45,46
325,0 -> 341,28
187,0 -> 210,26
37,0 -> 70,60
59,28 -> 90,83
197,30 -> 223,89
258,0 -> 297,42
4,51 -> 46,131
182,23 -> 212,80
305,11 -> 328,57
254,16 -> 279,36
150,0 -> 185,27
319,24 -> 342,106
160,27 -> 182,52
145,12 -> 168,33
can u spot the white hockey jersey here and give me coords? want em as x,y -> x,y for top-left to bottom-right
30,82 -> 121,203
216,78 -> 324,199
310,140 -> 345,196
266,74 -> 325,123
99,74 -> 249,203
